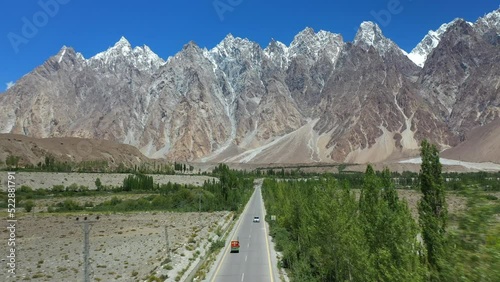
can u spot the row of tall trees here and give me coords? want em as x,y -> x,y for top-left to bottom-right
173,162 -> 194,172
122,174 -> 155,191
360,165 -> 426,281
263,169 -> 426,281
262,140 -> 456,281
5,155 -> 21,168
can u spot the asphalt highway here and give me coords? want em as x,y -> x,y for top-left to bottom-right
209,180 -> 276,282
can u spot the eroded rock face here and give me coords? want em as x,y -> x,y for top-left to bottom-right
418,17 -> 500,140
0,9 -> 499,163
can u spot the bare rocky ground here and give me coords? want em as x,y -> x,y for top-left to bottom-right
396,190 -> 467,220
0,173 -> 227,282
350,189 -> 468,220
2,211 -> 232,282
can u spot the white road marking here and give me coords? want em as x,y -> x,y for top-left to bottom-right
241,273 -> 245,281
245,255 -> 248,262
260,184 -> 275,282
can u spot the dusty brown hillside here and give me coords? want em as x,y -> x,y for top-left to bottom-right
0,134 -> 153,168
441,119 -> 500,164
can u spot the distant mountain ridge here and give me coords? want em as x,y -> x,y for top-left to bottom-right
0,9 -> 498,164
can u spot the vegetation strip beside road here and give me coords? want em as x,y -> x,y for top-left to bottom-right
261,140 -> 500,282
259,180 -> 276,282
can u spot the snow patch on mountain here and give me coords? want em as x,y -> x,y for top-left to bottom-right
58,46 -> 67,63
407,19 -> 460,67
263,39 -> 290,68
475,8 -> 500,34
53,46 -> 86,66
288,27 -> 344,64
89,36 -> 164,72
354,22 -> 404,56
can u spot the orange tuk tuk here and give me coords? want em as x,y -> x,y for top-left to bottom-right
230,239 -> 240,253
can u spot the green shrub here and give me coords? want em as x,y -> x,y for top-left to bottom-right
51,185 -> 65,193
485,194 -> 498,201
209,240 -> 225,252
24,200 -> 35,212
52,199 -> 83,212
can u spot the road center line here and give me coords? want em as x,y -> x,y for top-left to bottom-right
241,272 -> 245,281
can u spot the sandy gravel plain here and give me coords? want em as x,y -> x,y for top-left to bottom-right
1,172 -> 230,282
2,211 -> 232,282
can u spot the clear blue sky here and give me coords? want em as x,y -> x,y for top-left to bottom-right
1,0 -> 498,91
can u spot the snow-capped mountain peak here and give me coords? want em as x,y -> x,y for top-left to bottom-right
133,45 -> 164,69
354,21 -> 401,56
354,21 -> 382,46
89,36 -> 164,72
209,33 -> 259,64
224,33 -> 235,41
475,8 -> 500,34
263,38 -> 290,68
52,45 -> 86,66
407,19 -> 460,67
288,27 -> 344,63
213,34 -> 253,51
57,45 -> 68,63
115,36 -> 131,47
91,36 -> 132,62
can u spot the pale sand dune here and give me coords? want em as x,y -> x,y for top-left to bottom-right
400,157 -> 500,171
223,119 -> 334,164
441,119 -> 500,164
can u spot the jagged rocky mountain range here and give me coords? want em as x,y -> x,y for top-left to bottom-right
1,9 -> 499,163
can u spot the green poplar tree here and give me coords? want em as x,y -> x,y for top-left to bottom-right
418,139 -> 447,279
359,164 -> 381,252
381,167 -> 398,211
